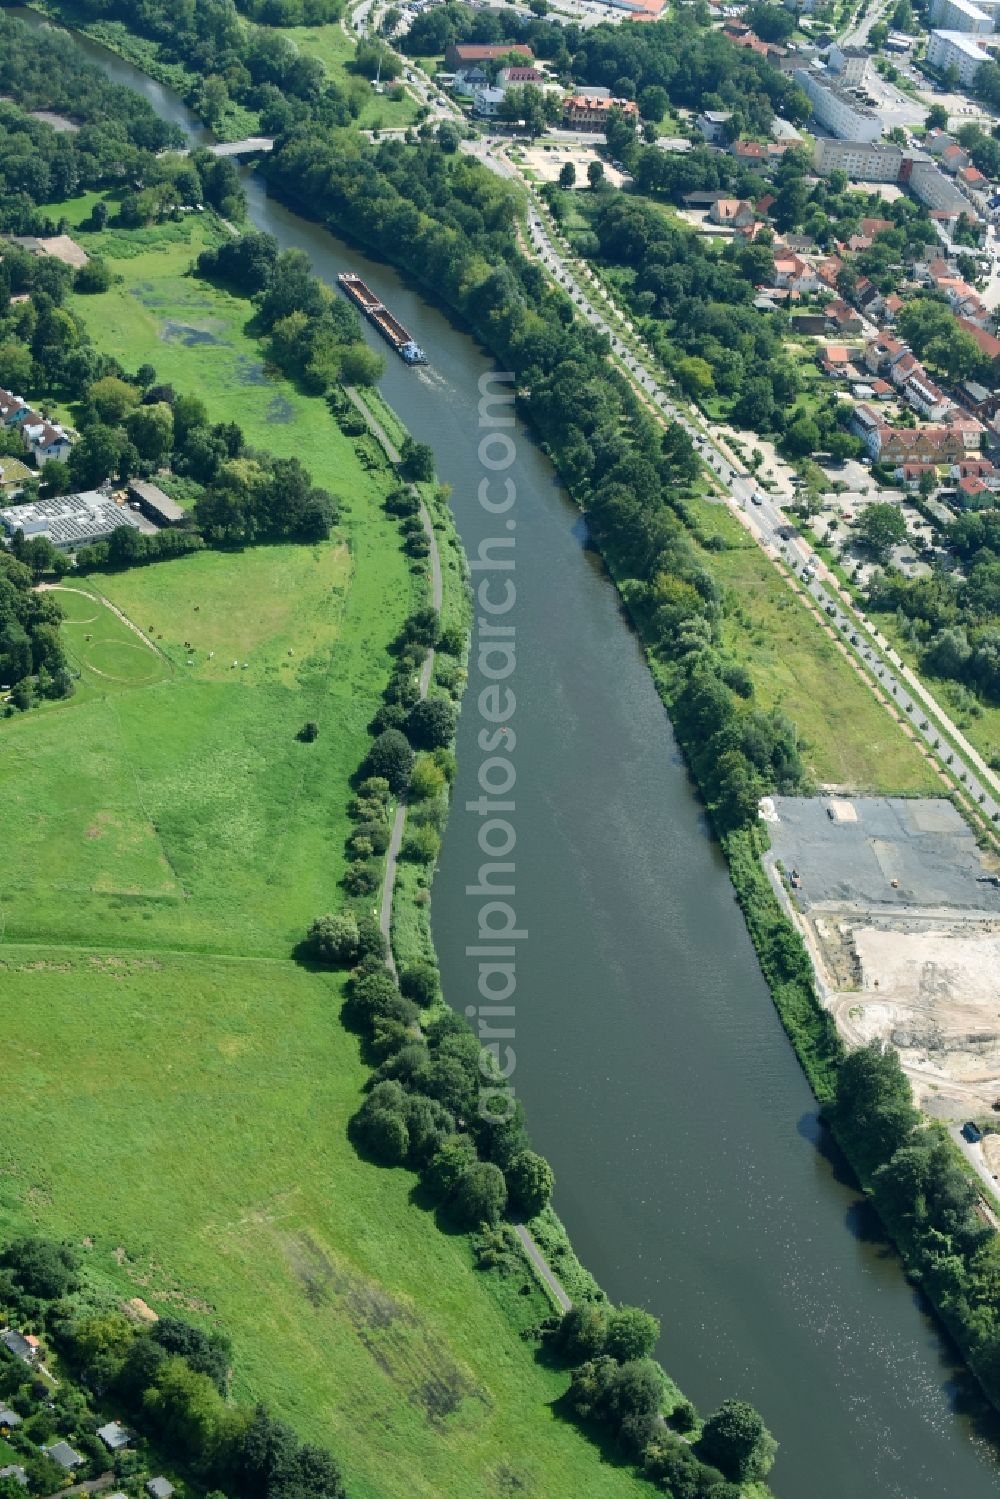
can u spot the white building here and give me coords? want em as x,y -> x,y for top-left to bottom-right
794,67 -> 883,142
0,492 -> 143,551
908,159 -> 977,216
929,0 -> 995,31
927,29 -> 993,84
697,110 -> 733,143
472,86 -> 506,117
827,44 -> 871,84
814,136 -> 903,180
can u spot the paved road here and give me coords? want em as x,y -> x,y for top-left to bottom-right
514,1223 -> 572,1310
950,1125 -> 1000,1210
514,197 -> 1000,830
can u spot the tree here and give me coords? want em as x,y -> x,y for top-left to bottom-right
126,402 -> 174,463
783,414 -> 820,458
453,1160 -> 508,1226
830,1040 -> 920,1181
88,375 -> 140,425
68,425 -> 121,489
639,84 -> 668,122
699,1399 -> 778,1483
587,160 -> 604,190
605,1305 -> 660,1362
304,912 -> 359,966
75,259 -> 112,294
399,436 -> 434,481
855,502 -> 907,564
925,104 -> 949,132
368,728 -> 414,793
406,695 -> 457,750
339,342 -> 385,386
506,1150 -> 554,1218
2,1236 -> 79,1299
558,162 -> 576,190
298,720 -> 319,742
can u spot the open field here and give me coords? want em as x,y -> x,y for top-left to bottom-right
0,947 -> 650,1499
689,498 -> 943,795
271,22 -> 421,129
0,524 -> 410,957
53,582 -> 171,693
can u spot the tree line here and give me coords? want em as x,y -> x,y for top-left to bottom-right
0,1232 -> 347,1497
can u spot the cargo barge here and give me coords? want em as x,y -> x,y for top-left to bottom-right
337,271 -> 427,365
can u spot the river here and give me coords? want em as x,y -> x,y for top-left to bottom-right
15,9 -> 1000,1494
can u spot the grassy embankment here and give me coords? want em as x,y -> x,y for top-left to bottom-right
0,207 -> 654,1499
265,21 -> 422,131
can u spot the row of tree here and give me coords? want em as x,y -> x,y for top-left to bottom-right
0,551 -> 70,709
830,1044 -> 1000,1403
0,1234 -> 348,1497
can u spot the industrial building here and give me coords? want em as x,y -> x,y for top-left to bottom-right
127,479 -> 185,526
0,492 -> 143,550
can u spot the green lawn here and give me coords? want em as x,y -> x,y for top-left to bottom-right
0,948 -> 649,1499
688,499 -> 943,795
272,22 -> 421,128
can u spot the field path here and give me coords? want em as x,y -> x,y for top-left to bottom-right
348,387 -> 571,1308
40,583 -> 170,662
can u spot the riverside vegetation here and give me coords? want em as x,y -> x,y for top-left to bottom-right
3,0 -> 996,1475
0,44 -> 778,1499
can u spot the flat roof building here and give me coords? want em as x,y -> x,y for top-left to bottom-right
794,67 -> 883,142
1,492 -> 144,551
815,136 -> 903,180
927,29 -> 994,83
127,480 -> 184,525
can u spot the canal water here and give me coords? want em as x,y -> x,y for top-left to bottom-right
16,9 -> 1000,1493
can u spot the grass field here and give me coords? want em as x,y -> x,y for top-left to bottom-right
0,947 -> 649,1499
0,201 -> 655,1497
688,499 -> 942,795
273,23 -> 421,129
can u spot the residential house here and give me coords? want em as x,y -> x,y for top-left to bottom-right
453,66 -> 489,96
497,65 -> 546,86
0,1408 -> 22,1430
697,110 -> 733,143
826,298 -> 863,333
0,1466 -> 27,1488
905,372 -> 952,420
827,43 -> 870,84
959,378 -> 1000,418
0,389 -> 29,427
895,461 -> 938,485
97,1422 -> 132,1453
1,1330 -> 39,1363
951,457 -> 996,478
926,29 -> 992,86
883,293 -> 903,322
959,164 -> 990,200
708,198 -> 755,227
772,252 -> 818,292
958,315 -> 1000,359
851,408 -> 967,461
889,350 -> 921,388
43,1443 -> 84,1472
146,1480 -> 175,1499
943,408 -> 987,448
21,416 -> 72,467
864,331 -> 906,374
940,142 -> 971,174
472,87 -> 506,117
871,378 -> 894,399
958,474 -> 990,503
562,94 -> 639,130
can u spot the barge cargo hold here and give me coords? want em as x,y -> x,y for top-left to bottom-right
337,271 -> 427,364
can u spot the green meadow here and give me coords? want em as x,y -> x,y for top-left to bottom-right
271,22 -> 422,129
0,207 -> 652,1498
0,948 -> 650,1499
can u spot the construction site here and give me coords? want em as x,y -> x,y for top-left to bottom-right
763,795 -> 1000,1122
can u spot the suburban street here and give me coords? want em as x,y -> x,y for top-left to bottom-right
517,198 -> 1000,826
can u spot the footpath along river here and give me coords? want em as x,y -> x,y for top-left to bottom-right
14,11 -> 1000,1494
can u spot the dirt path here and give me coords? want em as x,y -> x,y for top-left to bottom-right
349,386 -> 571,1306
39,583 -> 169,661
344,385 -> 443,968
